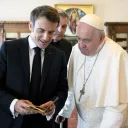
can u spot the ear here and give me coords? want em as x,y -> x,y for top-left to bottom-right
100,33 -> 105,42
29,21 -> 33,32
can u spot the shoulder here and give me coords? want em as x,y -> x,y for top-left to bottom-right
47,44 -> 65,55
61,38 -> 70,43
102,37 -> 128,61
60,38 -> 72,46
105,37 -> 126,54
47,45 -> 66,63
1,38 -> 27,51
2,38 -> 27,47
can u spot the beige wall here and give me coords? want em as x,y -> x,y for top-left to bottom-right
0,0 -> 128,22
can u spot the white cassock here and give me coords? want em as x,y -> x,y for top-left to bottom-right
59,37 -> 128,128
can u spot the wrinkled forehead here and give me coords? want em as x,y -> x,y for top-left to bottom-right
76,22 -> 95,36
34,17 -> 58,31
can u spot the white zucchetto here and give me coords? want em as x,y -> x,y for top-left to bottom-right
80,14 -> 104,30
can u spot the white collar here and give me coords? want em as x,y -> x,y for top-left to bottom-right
28,36 -> 44,51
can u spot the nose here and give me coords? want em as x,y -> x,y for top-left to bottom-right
57,26 -> 62,32
82,44 -> 86,48
43,32 -> 50,41
79,40 -> 87,48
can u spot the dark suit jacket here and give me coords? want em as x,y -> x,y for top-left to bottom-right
51,38 -> 72,64
0,37 -> 68,128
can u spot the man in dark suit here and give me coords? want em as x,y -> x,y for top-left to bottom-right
51,10 -> 72,64
51,10 -> 72,128
0,5 -> 68,128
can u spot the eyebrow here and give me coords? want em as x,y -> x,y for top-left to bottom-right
37,28 -> 55,33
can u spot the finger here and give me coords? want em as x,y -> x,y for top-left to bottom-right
19,109 -> 27,115
27,110 -> 37,115
47,104 -> 55,112
20,101 -> 30,108
15,100 -> 30,114
24,100 -> 33,105
45,109 -> 54,116
41,113 -> 46,116
39,101 -> 53,108
29,109 -> 39,114
50,104 -> 56,110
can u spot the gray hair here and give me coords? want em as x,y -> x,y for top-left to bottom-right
94,28 -> 105,37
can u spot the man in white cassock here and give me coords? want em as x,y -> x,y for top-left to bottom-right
55,14 -> 128,128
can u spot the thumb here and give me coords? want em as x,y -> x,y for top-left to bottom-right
39,101 -> 53,108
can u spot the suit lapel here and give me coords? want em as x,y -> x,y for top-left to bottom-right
40,46 -> 53,90
20,37 -> 30,98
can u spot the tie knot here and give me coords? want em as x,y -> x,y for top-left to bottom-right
34,47 -> 41,54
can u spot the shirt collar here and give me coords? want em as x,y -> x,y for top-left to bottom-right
53,39 -> 58,43
28,36 -> 44,51
51,39 -> 60,45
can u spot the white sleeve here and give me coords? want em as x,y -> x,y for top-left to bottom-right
58,47 -> 75,118
10,99 -> 19,118
100,104 -> 128,128
58,91 -> 75,118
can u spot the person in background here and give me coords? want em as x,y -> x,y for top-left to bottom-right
0,5 -> 68,128
51,9 -> 72,128
51,10 -> 72,64
56,14 -> 128,128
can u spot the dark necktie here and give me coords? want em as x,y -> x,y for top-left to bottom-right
30,47 -> 41,105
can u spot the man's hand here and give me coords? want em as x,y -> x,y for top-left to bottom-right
14,100 -> 38,115
38,101 -> 56,116
55,115 -> 65,124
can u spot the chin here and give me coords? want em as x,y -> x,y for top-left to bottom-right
80,50 -> 89,56
54,36 -> 62,41
38,44 -> 48,49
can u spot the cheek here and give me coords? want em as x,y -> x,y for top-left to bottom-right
79,42 -> 87,48
78,42 -> 82,48
63,28 -> 66,33
88,44 -> 94,51
89,43 -> 98,53
92,42 -> 98,49
49,34 -> 54,40
61,31 -> 65,36
59,29 -> 66,36
78,43 -> 80,48
33,30 -> 40,37
78,43 -> 85,49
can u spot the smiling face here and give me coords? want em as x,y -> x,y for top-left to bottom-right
29,17 -> 58,49
77,22 -> 105,56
